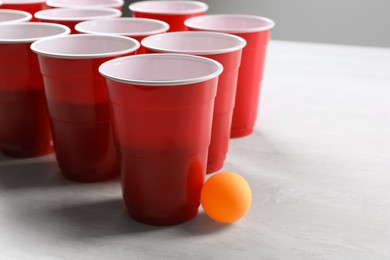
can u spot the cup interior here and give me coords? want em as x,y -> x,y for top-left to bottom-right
185,15 -> 275,33
99,54 -> 223,86
142,32 -> 246,55
31,34 -> 140,58
0,23 -> 70,43
35,7 -> 121,21
75,18 -> 169,36
0,9 -> 32,24
129,1 -> 208,15
46,0 -> 124,8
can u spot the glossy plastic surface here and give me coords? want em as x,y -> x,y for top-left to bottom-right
100,54 -> 221,225
37,55 -> 124,182
142,32 -> 244,173
109,79 -> 217,225
32,35 -> 139,182
0,23 -> 69,158
0,44 -> 53,157
186,15 -> 274,137
229,30 -> 272,137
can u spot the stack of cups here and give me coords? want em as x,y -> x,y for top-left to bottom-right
0,22 -> 70,157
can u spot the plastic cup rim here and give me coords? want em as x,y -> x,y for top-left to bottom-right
0,9 -> 32,24
142,31 -> 247,55
46,0 -> 124,9
75,17 -> 170,37
0,22 -> 70,43
185,14 -> 275,33
30,34 -> 140,59
99,53 -> 224,87
34,7 -> 122,22
129,0 -> 208,15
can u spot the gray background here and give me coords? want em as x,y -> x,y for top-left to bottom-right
123,0 -> 390,48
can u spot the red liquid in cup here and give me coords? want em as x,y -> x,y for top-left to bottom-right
0,43 -> 53,157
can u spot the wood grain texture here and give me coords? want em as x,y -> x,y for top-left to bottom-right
1,41 -> 390,259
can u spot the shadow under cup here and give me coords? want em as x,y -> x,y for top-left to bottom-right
31,34 -> 140,182
0,22 -> 70,158
99,54 -> 223,225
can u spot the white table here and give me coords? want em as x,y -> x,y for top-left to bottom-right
1,41 -> 390,259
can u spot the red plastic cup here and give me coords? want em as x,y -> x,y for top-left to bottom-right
31,34 -> 140,182
75,18 -> 169,54
129,1 -> 208,32
0,22 -> 70,158
34,7 -> 122,33
0,0 -> 48,21
99,54 -> 223,225
46,0 -> 124,10
0,9 -> 32,24
185,15 -> 275,138
142,32 -> 246,173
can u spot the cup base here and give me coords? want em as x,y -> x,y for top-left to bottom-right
206,158 -> 225,174
60,165 -> 119,183
230,126 -> 254,138
0,144 -> 54,158
128,208 -> 199,226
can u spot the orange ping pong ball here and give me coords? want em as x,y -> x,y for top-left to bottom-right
201,171 -> 252,223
